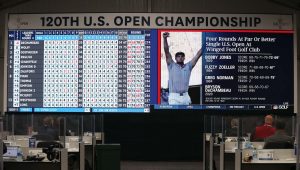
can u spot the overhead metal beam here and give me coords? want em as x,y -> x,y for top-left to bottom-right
0,0 -> 32,11
147,0 -> 152,12
269,0 -> 300,10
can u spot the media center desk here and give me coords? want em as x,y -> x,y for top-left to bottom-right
4,161 -> 61,170
242,161 -> 296,170
241,149 -> 296,170
3,135 -> 119,170
5,134 -> 103,150
217,141 -> 267,170
3,148 -> 68,170
212,141 -> 265,170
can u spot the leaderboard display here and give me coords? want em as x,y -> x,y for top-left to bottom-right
5,13 -> 296,113
7,30 -> 152,112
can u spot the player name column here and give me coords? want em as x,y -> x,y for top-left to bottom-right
18,31 -> 44,108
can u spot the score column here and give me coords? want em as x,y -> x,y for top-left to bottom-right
78,31 -> 84,108
144,30 -> 151,112
118,30 -> 128,108
13,35 -> 20,108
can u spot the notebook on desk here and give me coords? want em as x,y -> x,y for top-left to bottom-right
3,146 -> 19,161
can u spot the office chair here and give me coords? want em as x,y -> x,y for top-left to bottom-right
37,141 -> 63,148
32,134 -> 54,141
36,141 -> 81,170
252,138 -> 265,142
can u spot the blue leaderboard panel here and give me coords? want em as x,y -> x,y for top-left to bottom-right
7,30 -> 153,113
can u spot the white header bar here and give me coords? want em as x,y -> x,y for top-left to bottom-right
8,13 -> 293,30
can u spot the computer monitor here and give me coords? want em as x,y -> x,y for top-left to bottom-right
3,146 -> 19,158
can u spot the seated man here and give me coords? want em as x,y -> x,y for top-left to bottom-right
36,116 -> 59,141
226,118 -> 239,137
264,119 -> 294,149
252,115 -> 275,141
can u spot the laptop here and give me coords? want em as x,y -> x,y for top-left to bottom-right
3,146 -> 19,161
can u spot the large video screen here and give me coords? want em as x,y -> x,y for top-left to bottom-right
7,29 -> 152,112
155,30 -> 294,111
5,13 -> 296,113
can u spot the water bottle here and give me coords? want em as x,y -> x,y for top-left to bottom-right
252,149 -> 257,160
29,137 -> 36,148
244,141 -> 250,149
244,141 -> 253,149
17,148 -> 23,161
294,142 -> 297,155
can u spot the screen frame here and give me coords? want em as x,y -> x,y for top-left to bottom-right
3,13 -> 297,114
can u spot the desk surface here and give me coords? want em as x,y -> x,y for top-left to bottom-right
225,149 -> 235,153
4,161 -> 61,170
4,160 -> 52,163
243,159 -> 296,164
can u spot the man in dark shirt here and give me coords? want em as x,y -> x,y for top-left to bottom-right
264,119 -> 294,149
36,116 -> 58,140
226,118 -> 239,136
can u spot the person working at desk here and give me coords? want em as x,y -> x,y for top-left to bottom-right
226,118 -> 239,136
252,115 -> 275,141
36,116 -> 59,141
264,119 -> 294,149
